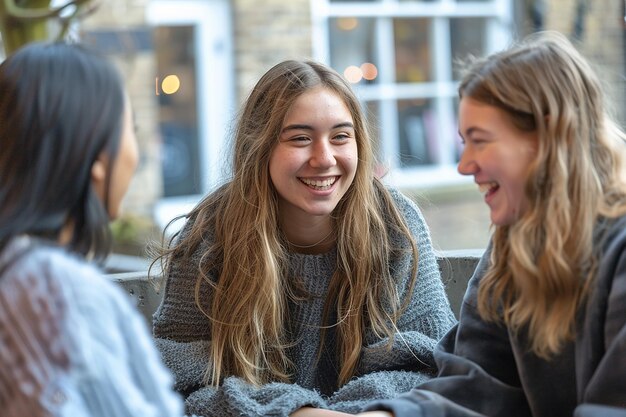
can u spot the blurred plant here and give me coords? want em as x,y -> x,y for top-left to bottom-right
110,213 -> 160,257
0,0 -> 98,56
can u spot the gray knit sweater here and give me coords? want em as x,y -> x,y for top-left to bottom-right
153,188 -> 456,417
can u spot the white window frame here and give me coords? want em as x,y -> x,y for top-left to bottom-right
311,0 -> 513,189
147,0 -> 234,229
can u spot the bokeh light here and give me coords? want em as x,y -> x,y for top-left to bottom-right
336,17 -> 359,31
343,65 -> 363,83
161,74 -> 181,94
360,62 -> 378,81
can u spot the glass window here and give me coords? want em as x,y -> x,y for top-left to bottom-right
364,100 -> 381,150
316,0 -> 511,181
452,96 -> 463,162
330,17 -> 379,84
397,98 -> 436,167
394,18 -> 433,83
154,25 -> 201,197
450,17 -> 487,80
365,100 -> 380,140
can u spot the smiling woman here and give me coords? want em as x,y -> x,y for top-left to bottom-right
361,31 -> 626,417
270,86 -> 358,252
151,59 -> 456,417
457,97 -> 538,226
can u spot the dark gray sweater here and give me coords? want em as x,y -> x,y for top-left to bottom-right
366,215 -> 626,417
152,189 -> 456,416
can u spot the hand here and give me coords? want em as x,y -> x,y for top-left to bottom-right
290,407 -> 355,416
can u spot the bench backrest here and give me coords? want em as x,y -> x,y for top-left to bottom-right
106,249 -> 483,326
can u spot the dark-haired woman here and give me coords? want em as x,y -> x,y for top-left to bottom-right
0,42 -> 184,417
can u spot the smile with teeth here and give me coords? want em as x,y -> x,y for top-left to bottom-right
300,176 -> 337,190
478,181 -> 499,197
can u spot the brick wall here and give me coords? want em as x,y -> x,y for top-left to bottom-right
82,0 -> 162,217
232,0 -> 313,103
77,0 -> 625,230
80,0 -> 315,220
545,0 -> 626,124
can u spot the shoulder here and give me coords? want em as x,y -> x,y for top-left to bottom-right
598,215 -> 626,256
462,242 -> 492,307
41,244 -> 126,301
595,215 -> 626,287
0,238 -> 142,360
1,238 -> 102,293
3,238 -> 137,325
384,186 -> 421,214
586,215 -> 626,351
377,184 -> 424,221
379,184 -> 429,237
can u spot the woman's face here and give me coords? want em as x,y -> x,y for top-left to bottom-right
92,95 -> 139,219
269,87 -> 358,226
457,97 -> 538,226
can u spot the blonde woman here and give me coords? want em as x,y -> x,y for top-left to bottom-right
152,60 -> 456,416
360,31 -> 626,417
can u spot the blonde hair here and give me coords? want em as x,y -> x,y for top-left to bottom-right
458,31 -> 626,357
160,60 -> 418,387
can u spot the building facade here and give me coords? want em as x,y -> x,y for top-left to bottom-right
79,0 -> 625,242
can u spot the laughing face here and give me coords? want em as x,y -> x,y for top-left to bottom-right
457,97 -> 538,226
269,86 -> 358,227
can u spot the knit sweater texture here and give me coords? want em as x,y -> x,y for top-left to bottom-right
153,188 -> 456,416
0,236 -> 185,417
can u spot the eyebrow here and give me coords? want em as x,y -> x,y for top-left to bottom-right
281,122 -> 355,133
459,126 -> 491,138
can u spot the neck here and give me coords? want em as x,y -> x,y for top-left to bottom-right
58,221 -> 75,245
281,217 -> 335,254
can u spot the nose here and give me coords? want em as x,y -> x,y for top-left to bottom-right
457,147 -> 478,176
309,140 -> 336,168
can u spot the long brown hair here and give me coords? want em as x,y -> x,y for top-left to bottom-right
459,32 -> 626,357
158,60 -> 419,386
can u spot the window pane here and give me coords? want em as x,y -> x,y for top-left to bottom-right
330,17 -> 379,85
330,0 -> 380,2
397,98 -> 436,166
364,100 -> 392,177
394,18 -> 432,83
450,17 -> 487,80
452,96 -> 463,162
364,100 -> 381,151
154,25 -> 201,197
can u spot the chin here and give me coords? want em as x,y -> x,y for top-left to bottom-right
491,217 -> 516,227
490,212 -> 507,227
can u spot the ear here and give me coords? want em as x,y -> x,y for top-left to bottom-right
91,153 -> 107,201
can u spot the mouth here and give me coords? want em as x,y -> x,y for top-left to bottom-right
299,176 -> 338,191
478,181 -> 499,198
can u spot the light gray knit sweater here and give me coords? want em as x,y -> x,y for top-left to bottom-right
0,236 -> 185,417
153,188 -> 456,417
